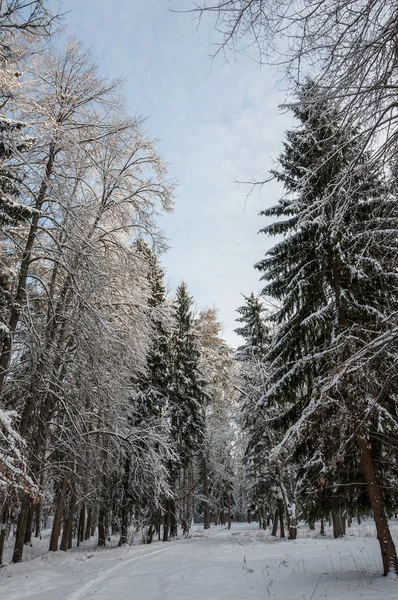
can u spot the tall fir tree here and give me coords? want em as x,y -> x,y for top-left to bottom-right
234,294 -> 279,531
115,240 -> 171,545
133,239 -> 170,422
235,293 -> 268,361
163,282 -> 207,539
168,282 -> 206,469
256,81 -> 398,571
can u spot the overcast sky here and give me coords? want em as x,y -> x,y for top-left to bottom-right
52,0 -> 291,346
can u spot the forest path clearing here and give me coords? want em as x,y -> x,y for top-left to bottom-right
1,522 -> 398,600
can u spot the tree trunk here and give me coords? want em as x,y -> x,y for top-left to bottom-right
202,456 -> 210,530
84,507 -> 92,540
169,498 -> 177,538
309,520 -> 315,531
59,517 -> 68,552
34,502 -> 41,539
119,504 -> 129,546
358,436 -> 398,575
0,504 -> 9,565
182,467 -> 191,537
90,507 -> 97,538
226,482 -> 232,530
12,494 -> 31,562
332,511 -> 344,538
77,504 -> 85,546
219,490 -> 225,525
146,523 -> 154,544
104,511 -> 109,542
279,502 -> 285,538
320,518 -> 325,536
68,516 -> 73,550
288,516 -> 297,540
147,510 -> 158,544
262,507 -> 267,530
271,509 -> 279,537
119,458 -> 130,546
97,507 -> 106,547
24,504 -> 35,545
163,504 -> 170,542
60,493 -> 76,552
49,477 -> 68,552
257,506 -> 263,529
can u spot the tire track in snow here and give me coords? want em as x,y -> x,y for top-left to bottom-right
64,546 -> 172,600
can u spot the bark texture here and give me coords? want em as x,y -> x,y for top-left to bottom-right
358,436 -> 398,575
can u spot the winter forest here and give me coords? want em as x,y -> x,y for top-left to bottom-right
2,1 -> 398,599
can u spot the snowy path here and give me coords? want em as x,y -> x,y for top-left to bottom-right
1,522 -> 398,600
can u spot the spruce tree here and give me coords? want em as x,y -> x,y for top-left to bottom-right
235,293 -> 268,361
133,239 -> 170,422
168,282 -> 206,468
163,282 -> 207,539
118,240 -> 171,544
256,81 -> 398,571
234,294 -> 278,530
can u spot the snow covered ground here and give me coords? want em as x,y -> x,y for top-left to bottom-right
1,521 -> 398,599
